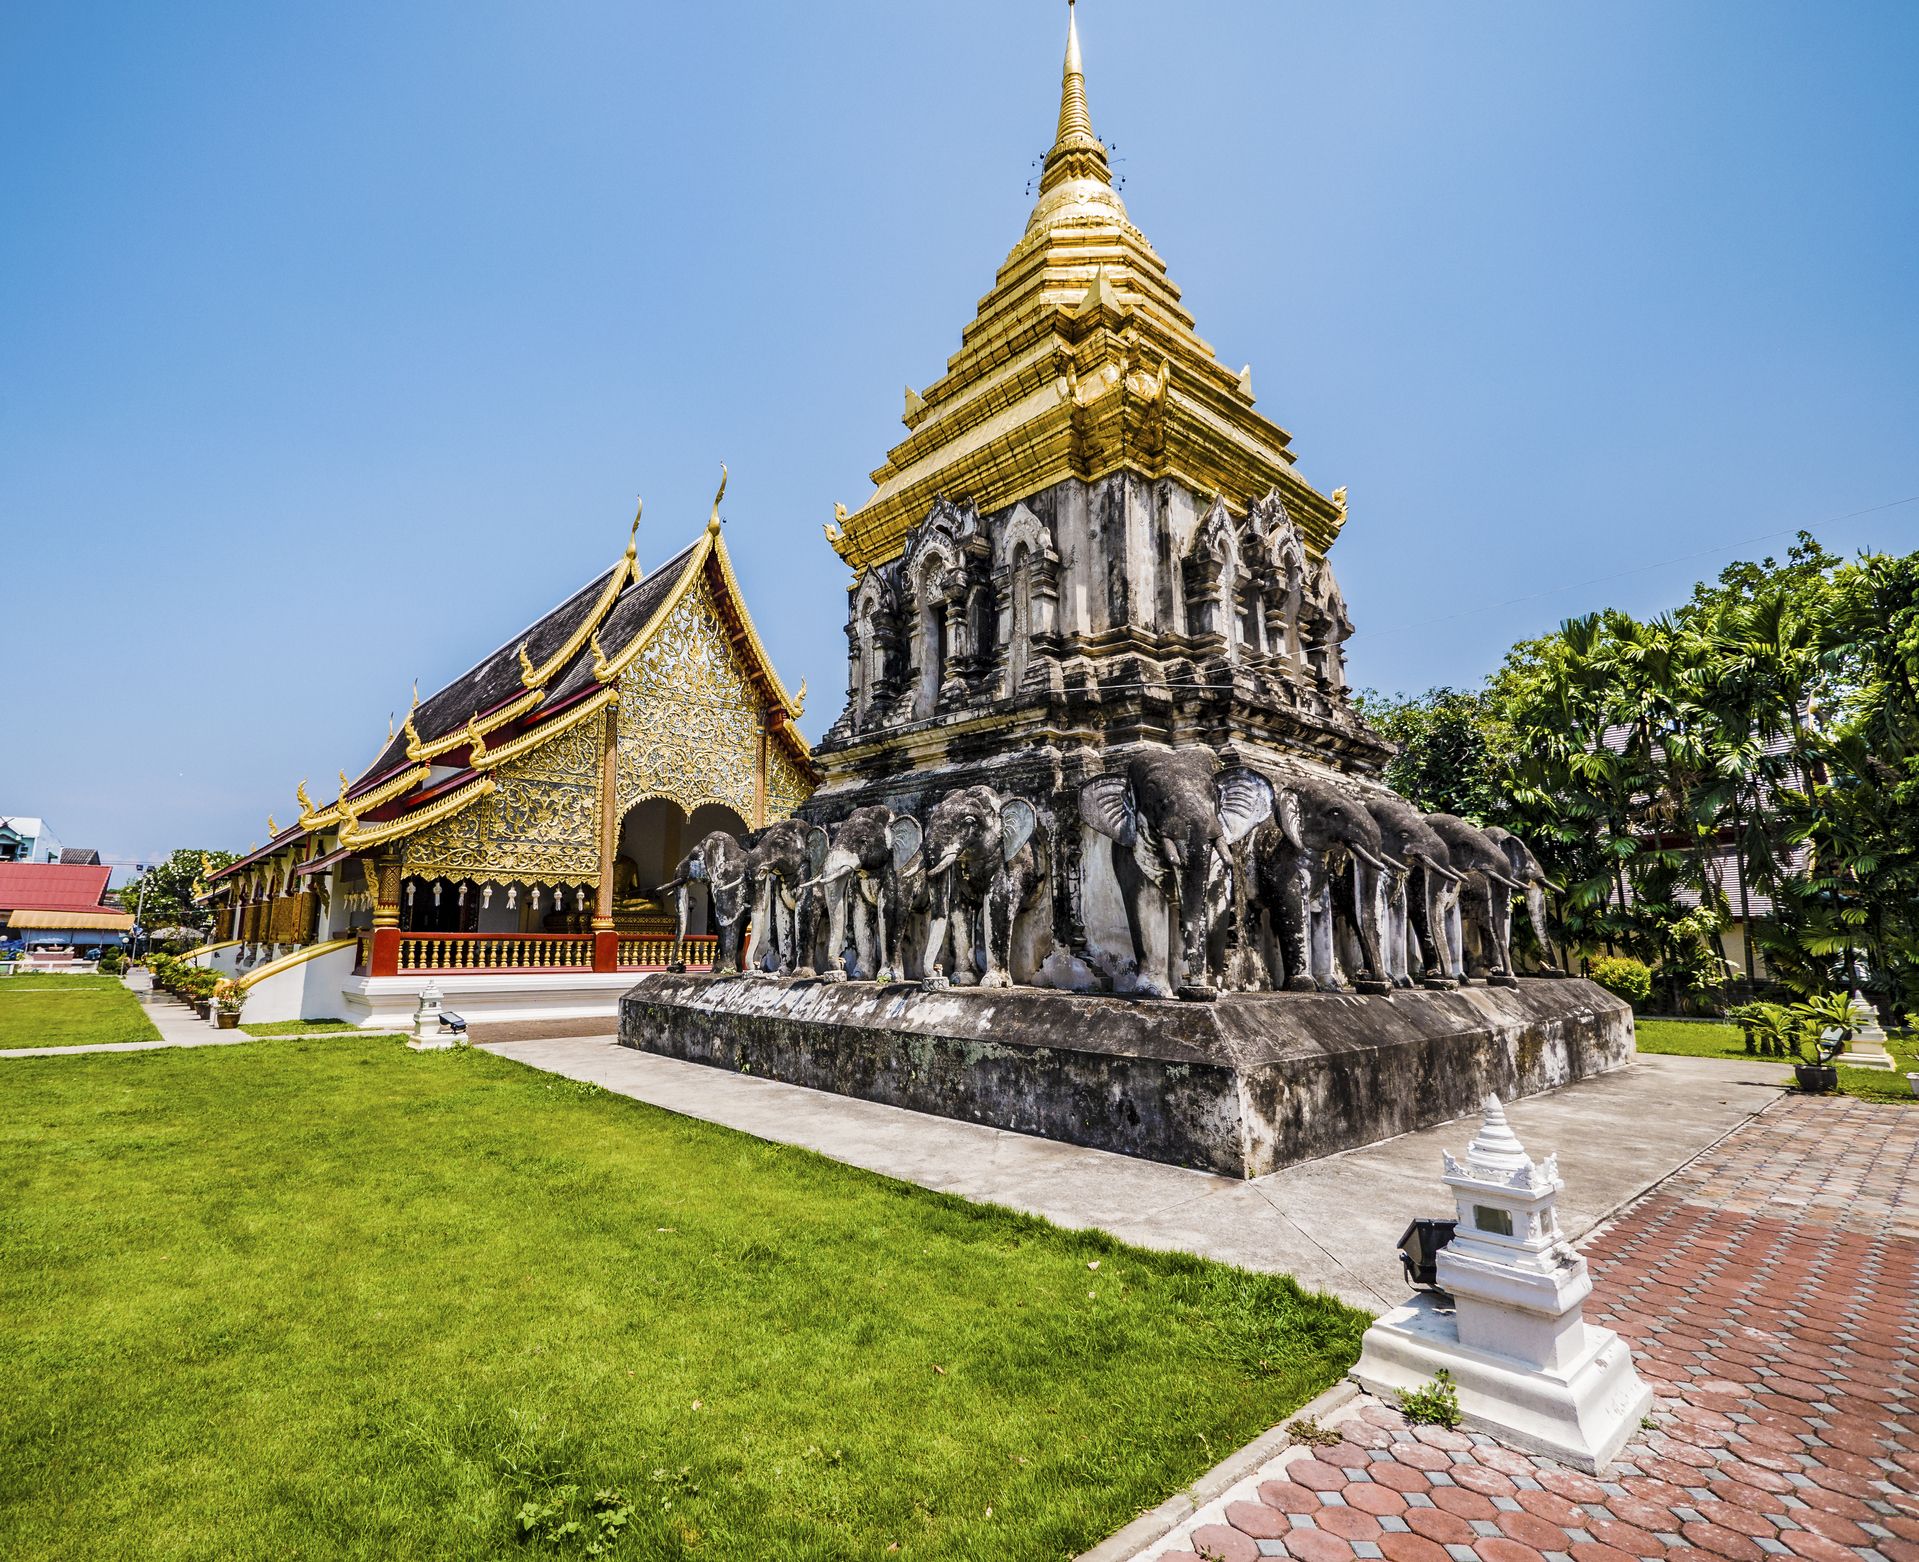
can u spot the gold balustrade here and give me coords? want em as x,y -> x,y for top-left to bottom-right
395,933 -> 595,973
617,934 -> 716,970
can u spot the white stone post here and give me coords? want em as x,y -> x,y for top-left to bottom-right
409,981 -> 450,1049
1352,1096 -> 1652,1472
1837,990 -> 1894,1070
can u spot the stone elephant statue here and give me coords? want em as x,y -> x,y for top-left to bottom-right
742,819 -> 827,978
658,829 -> 751,975
1079,749 -> 1273,1002
1482,825 -> 1565,975
1422,814 -> 1527,987
806,804 -> 923,983
918,786 -> 1045,990
1248,772 -> 1397,993
1355,791 -> 1467,990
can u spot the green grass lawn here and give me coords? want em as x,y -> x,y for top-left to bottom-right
240,1018 -> 363,1036
1635,1016 -> 1917,1104
0,1040 -> 1366,1560
0,974 -> 159,1048
1633,1018 -> 1750,1061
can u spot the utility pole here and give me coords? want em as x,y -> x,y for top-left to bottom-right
132,865 -> 150,959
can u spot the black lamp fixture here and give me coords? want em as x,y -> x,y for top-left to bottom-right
1397,1217 -> 1458,1290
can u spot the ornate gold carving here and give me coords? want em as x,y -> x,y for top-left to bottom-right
706,464 -> 727,536
518,641 -> 539,688
477,687 -> 614,772
343,775 -> 496,850
400,730 -> 600,887
466,712 -> 488,764
613,569 -> 809,824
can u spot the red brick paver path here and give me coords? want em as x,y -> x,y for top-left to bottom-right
1153,1096 -> 1918,1562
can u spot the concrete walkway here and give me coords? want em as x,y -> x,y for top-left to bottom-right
1125,1094 -> 1919,1562
0,972 -> 259,1058
479,1030 -> 1790,1310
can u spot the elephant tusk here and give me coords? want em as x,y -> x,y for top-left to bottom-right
711,872 -> 746,895
1380,852 -> 1408,874
930,849 -> 961,876
1543,877 -> 1566,894
1350,842 -> 1391,873
1487,869 -> 1526,892
1421,856 -> 1467,886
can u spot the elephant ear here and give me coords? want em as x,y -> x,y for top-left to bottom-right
1497,833 -> 1530,881
1079,775 -> 1136,846
804,825 -> 829,878
1214,768 -> 1274,846
999,798 -> 1038,863
887,815 -> 923,872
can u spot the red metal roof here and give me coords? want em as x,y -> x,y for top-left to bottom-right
0,862 -> 114,914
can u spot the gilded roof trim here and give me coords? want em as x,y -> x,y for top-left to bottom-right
302,764 -> 433,830
709,531 -> 807,724
593,533 -> 716,686
406,686 -> 545,762
475,686 -> 616,771
341,776 -> 497,850
521,557 -> 634,690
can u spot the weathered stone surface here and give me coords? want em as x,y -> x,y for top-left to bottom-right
618,975 -> 1632,1177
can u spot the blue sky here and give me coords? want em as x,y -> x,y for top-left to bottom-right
4,1 -> 1915,870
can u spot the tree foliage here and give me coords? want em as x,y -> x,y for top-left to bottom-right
1371,534 -> 1919,1013
118,848 -> 238,937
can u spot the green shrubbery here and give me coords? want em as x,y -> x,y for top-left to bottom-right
1588,954 -> 1653,1007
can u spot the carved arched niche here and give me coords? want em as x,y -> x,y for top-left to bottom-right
992,502 -> 1061,697
1182,496 -> 1240,657
848,562 -> 906,730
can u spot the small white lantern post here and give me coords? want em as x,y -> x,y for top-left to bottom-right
409,981 -> 451,1049
1353,1095 -> 1652,1472
1837,990 -> 1894,1070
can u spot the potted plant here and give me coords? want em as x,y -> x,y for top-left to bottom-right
1786,992 -> 1853,1094
213,980 -> 244,1029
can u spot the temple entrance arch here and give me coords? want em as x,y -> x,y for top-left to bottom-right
611,797 -> 749,936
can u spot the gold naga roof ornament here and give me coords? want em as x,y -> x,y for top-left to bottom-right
1332,486 -> 1349,510
465,712 -> 489,765
402,707 -> 423,760
625,495 -> 644,580
705,463 -> 728,536
296,778 -> 314,817
517,640 -> 540,689
792,678 -> 807,718
589,628 -> 612,682
266,814 -> 279,839
824,502 -> 854,563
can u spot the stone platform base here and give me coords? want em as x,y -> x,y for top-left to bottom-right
1353,1293 -> 1653,1472
617,975 -> 1632,1177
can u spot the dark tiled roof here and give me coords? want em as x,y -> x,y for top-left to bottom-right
543,544 -> 700,705
355,564 -> 624,782
58,848 -> 101,864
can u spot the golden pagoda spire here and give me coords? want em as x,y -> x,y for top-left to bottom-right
1055,0 -> 1093,146
1034,0 -> 1115,211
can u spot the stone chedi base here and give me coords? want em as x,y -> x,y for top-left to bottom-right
1353,1097 -> 1653,1472
618,974 -> 1631,1178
